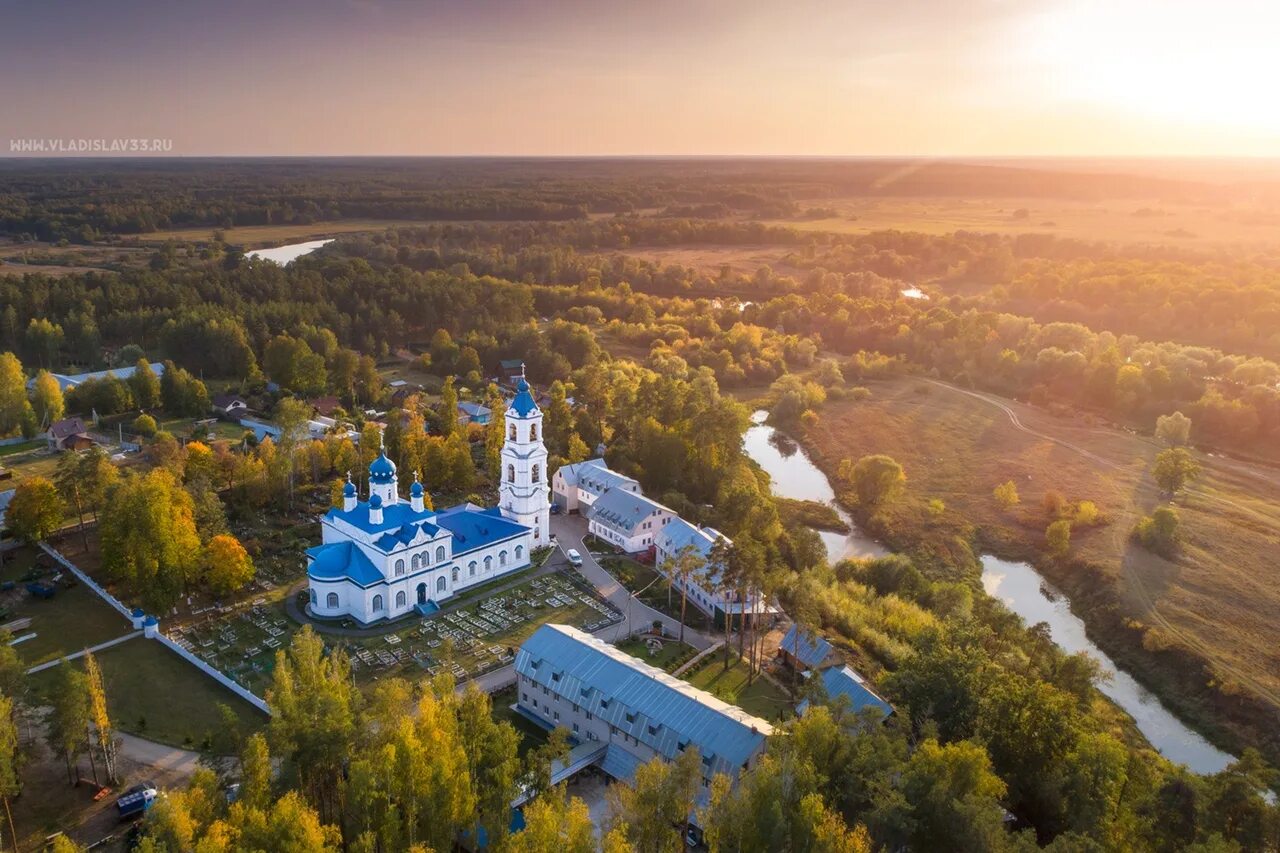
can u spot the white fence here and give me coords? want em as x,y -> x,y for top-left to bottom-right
152,633 -> 271,715
39,543 -> 134,620
39,543 -> 272,717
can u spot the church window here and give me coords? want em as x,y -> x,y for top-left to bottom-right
326,592 -> 338,608
396,591 -> 406,608
372,594 -> 384,612
532,463 -> 541,483
509,424 -> 517,440
515,545 -> 523,560
395,559 -> 405,576
435,545 -> 446,562
499,550 -> 508,567
468,561 -> 477,577
437,576 -> 447,593
507,464 -> 515,483
484,556 -> 492,572
309,589 -> 317,605
530,423 -> 538,441
411,554 -> 420,570
451,567 -> 459,583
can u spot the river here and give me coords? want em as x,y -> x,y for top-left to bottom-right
245,238 -> 334,265
742,410 -> 1235,774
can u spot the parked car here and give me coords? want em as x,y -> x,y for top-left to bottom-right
566,548 -> 583,567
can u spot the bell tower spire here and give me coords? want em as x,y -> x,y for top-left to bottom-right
500,375 -> 550,541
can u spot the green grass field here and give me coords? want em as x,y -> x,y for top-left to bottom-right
139,219 -> 419,246
615,636 -> 698,672
29,637 -> 267,748
682,652 -> 792,722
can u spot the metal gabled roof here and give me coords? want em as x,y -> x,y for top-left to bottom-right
516,625 -> 772,778
780,624 -> 832,669
797,665 -> 894,719
586,489 -> 671,534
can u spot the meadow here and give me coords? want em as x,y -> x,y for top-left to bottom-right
797,376 -> 1280,733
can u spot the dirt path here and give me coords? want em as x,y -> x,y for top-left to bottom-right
924,379 -> 1280,712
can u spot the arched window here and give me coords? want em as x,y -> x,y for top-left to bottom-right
530,423 -> 538,441
509,423 -> 517,440
437,576 -> 447,593
507,464 -> 515,483
451,567 -> 459,583
484,556 -> 492,572
468,561 -> 477,577
435,545 -> 446,563
394,559 -> 405,577
499,550 -> 508,567
326,592 -> 338,608
396,591 -> 406,608
532,463 -> 541,483
411,554 -> 420,570
515,545 -> 524,560
372,594 -> 384,612
309,589 -> 317,604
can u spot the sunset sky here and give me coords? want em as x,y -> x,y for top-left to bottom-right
4,0 -> 1278,156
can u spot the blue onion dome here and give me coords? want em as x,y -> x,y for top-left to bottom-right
343,479 -> 357,498
511,377 -> 539,417
369,493 -> 383,509
369,449 -> 397,483
411,479 -> 424,498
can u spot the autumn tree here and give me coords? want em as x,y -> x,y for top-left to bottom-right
46,662 -> 90,784
1153,447 -> 1200,495
128,358 -> 161,410
507,784 -> 596,853
993,480 -> 1020,511
608,748 -> 701,853
99,469 -> 202,610
6,477 -> 65,545
1046,519 -> 1071,557
439,375 -> 459,438
204,534 -> 256,597
0,694 -> 20,853
839,454 -> 906,509
32,369 -> 65,427
483,383 -> 506,477
1135,505 -> 1182,557
238,733 -> 273,813
0,352 -> 35,437
1156,410 -> 1192,446
83,651 -> 118,784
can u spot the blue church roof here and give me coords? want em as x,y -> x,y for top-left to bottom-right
324,501 -> 439,539
306,541 -> 383,586
434,503 -> 528,554
797,665 -> 894,719
510,378 -> 539,418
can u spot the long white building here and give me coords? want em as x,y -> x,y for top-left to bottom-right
515,624 -> 773,789
654,518 -> 770,621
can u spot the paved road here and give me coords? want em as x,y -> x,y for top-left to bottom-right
549,514 -> 714,651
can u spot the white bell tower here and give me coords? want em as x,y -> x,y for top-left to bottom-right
500,374 -> 550,542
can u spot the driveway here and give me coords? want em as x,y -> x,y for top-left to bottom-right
550,514 -> 714,651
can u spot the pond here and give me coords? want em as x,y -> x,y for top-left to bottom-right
741,410 -> 1236,774
245,238 -> 334,265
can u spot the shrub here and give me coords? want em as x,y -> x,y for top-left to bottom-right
132,413 -> 158,437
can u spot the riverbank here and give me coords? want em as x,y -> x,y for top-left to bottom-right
792,379 -> 1280,768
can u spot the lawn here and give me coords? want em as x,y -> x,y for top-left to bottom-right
160,416 -> 248,441
490,685 -> 551,758
0,438 -> 44,457
681,652 -> 792,722
615,636 -> 698,673
0,549 -> 135,667
29,636 -> 267,749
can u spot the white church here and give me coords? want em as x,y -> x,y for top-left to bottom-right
305,377 -> 551,625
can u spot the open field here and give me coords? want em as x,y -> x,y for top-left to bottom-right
139,219 -> 418,246
615,636 -> 698,673
764,197 -> 1280,249
799,376 -> 1280,711
29,637 -> 267,748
